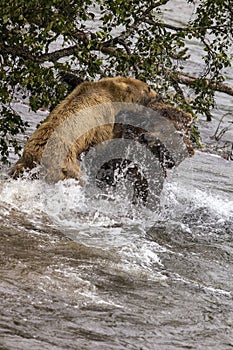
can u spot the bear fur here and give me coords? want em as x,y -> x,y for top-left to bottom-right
147,100 -> 194,157
112,100 -> 194,168
9,77 -> 157,181
95,101 -> 194,204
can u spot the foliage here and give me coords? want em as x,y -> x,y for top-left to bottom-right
0,0 -> 232,163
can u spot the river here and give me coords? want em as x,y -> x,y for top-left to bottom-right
0,1 -> 233,349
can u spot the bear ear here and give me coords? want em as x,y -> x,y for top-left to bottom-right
101,79 -> 133,99
107,80 -> 128,90
113,81 -> 134,94
122,82 -> 134,93
115,81 -> 130,89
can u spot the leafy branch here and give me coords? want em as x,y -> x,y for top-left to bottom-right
0,0 -> 232,163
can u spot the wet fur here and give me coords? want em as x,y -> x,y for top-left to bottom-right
9,77 -> 156,181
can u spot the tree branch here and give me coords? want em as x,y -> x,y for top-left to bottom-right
145,20 -> 231,33
0,39 -> 122,64
0,42 -> 35,61
1,36 -> 233,98
176,73 -> 233,96
39,45 -> 79,62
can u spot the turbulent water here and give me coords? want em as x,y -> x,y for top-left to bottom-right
1,151 -> 233,350
1,1 -> 233,349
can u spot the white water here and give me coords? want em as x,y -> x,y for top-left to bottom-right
1,1 -> 233,349
1,148 -> 232,287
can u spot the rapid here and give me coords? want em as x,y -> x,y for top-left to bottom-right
1,1 -> 233,349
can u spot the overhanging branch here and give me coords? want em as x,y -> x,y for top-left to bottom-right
1,38 -> 232,98
176,73 -> 233,96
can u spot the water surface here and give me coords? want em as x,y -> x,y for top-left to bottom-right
1,1 -> 233,349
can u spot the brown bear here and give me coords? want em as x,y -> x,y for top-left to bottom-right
110,100 -> 194,180
93,101 -> 194,205
147,100 -> 194,158
9,77 -> 157,181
